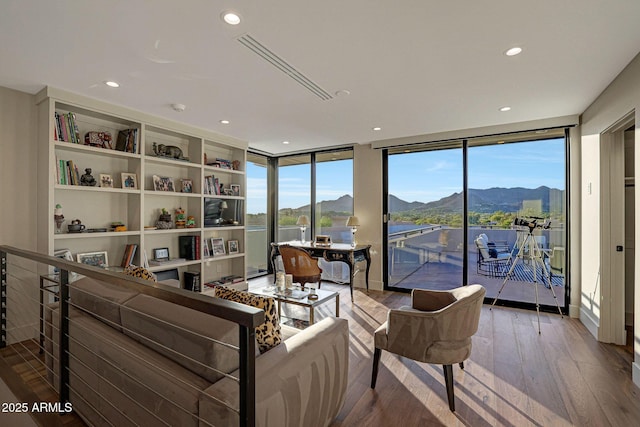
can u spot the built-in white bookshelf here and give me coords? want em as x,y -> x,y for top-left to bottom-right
36,87 -> 248,293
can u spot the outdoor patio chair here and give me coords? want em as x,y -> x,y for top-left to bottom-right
475,233 -> 511,277
371,284 -> 486,411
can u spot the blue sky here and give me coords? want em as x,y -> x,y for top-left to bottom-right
389,138 -> 565,203
247,138 -> 565,213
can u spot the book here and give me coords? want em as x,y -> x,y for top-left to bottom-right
275,289 -> 310,299
179,235 -> 200,260
120,243 -> 138,268
184,271 -> 201,292
115,129 -> 138,153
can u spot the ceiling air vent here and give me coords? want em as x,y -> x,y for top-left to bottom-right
237,34 -> 333,101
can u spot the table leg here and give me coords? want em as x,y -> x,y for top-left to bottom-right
310,307 -> 315,325
364,248 -> 371,294
336,294 -> 340,318
277,300 -> 282,320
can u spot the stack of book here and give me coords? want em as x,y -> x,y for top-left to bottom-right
54,112 -> 80,144
178,235 -> 201,260
55,158 -> 80,185
115,129 -> 139,154
120,244 -> 138,268
203,175 -> 221,195
184,271 -> 201,292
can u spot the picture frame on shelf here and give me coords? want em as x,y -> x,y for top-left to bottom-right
121,173 -> 138,189
53,248 -> 79,280
228,240 -> 239,254
153,174 -> 175,192
181,178 -> 193,193
210,237 -> 226,256
152,247 -> 170,262
77,251 -> 109,269
99,174 -> 113,188
230,184 -> 240,196
223,188 -> 233,196
203,239 -> 210,257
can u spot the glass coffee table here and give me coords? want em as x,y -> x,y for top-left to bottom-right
250,287 -> 339,325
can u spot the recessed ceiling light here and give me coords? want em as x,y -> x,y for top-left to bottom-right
373,127 -> 382,131
506,47 -> 522,56
221,11 -> 241,25
335,90 -> 351,97
104,81 -> 120,88
505,47 -> 522,56
220,120 -> 230,125
282,141 -> 290,145
499,106 -> 511,112
171,103 -> 186,112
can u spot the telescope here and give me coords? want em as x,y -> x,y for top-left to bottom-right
513,217 -> 551,231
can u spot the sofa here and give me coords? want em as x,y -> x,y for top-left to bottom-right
44,276 -> 349,426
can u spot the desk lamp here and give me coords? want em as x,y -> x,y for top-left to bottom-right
296,215 -> 310,243
219,201 -> 228,222
346,216 -> 360,247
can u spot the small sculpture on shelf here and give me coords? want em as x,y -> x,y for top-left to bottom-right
80,168 -> 97,186
53,204 -> 65,234
155,208 -> 174,229
175,207 -> 186,228
152,142 -> 187,160
186,216 -> 196,228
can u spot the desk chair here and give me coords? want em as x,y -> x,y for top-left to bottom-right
279,245 -> 323,289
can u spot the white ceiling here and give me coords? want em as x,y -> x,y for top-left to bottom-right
1,1 -> 640,155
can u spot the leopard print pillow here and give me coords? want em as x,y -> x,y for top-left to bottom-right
123,265 -> 157,282
215,286 -> 282,353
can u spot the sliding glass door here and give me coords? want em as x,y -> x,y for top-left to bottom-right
384,131 -> 568,311
467,136 -> 567,308
386,142 -> 464,290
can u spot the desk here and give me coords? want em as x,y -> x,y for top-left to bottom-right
271,242 -> 371,302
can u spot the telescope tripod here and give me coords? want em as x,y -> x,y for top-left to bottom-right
490,229 -> 563,334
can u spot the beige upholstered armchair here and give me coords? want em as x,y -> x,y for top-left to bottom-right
371,284 -> 486,411
279,245 -> 323,289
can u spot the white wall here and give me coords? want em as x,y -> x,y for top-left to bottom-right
0,86 -> 39,343
353,144 -> 383,290
579,51 -> 640,386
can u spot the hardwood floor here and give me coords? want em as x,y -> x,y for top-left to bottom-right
2,278 -> 639,426
260,279 -> 640,427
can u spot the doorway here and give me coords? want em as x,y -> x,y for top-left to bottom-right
600,112 -> 635,345
625,125 -> 635,349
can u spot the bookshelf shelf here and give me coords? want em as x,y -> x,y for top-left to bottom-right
54,231 -> 140,240
54,185 -> 141,194
54,141 -> 142,159
38,87 -> 247,293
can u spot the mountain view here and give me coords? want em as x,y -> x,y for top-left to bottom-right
248,186 -> 565,228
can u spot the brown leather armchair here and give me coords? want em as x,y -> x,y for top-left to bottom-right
279,245 -> 323,289
371,284 -> 486,411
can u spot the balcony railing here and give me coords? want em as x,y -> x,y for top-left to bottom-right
0,245 -> 263,426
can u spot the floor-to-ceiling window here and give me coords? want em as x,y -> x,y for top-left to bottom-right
246,152 -> 269,277
467,133 -> 567,309
277,154 -> 311,242
386,142 -> 464,290
276,149 -> 354,281
315,151 -> 354,243
384,130 -> 568,311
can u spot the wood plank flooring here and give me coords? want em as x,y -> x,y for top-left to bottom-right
264,279 -> 639,427
1,278 -> 638,426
